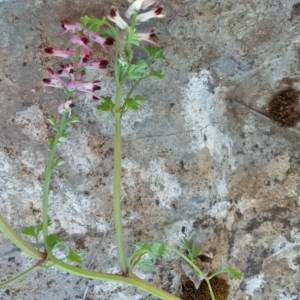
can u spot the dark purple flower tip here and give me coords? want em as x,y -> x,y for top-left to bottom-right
93,86 -> 101,92
69,103 -> 76,108
92,95 -> 100,100
110,7 -> 117,18
58,70 -> 63,75
83,54 -> 90,63
81,37 -> 89,44
104,38 -> 115,45
44,47 -> 54,54
154,5 -> 163,14
46,67 -> 55,75
99,60 -> 109,68
149,32 -> 156,38
42,78 -> 51,84
61,20 -> 68,29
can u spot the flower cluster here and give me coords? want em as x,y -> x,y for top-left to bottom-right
107,0 -> 165,46
42,0 -> 165,113
42,22 -> 112,113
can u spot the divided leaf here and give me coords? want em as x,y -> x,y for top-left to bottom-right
182,238 -> 200,262
126,61 -> 148,81
220,263 -> 242,280
149,68 -> 163,79
124,95 -> 147,111
101,28 -> 117,39
126,27 -> 140,46
45,234 -> 64,252
22,220 -> 52,239
130,239 -> 168,272
80,16 -> 106,32
145,45 -> 165,60
66,248 -> 84,264
97,96 -> 114,112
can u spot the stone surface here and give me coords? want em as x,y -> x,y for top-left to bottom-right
1,0 -> 300,299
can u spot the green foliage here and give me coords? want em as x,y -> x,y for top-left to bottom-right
97,96 -> 114,112
57,132 -> 67,143
145,45 -> 165,60
47,116 -> 58,130
149,68 -> 164,79
124,95 -> 146,111
52,156 -> 65,170
21,220 -> 52,239
220,263 -> 242,280
45,234 -> 64,252
66,248 -> 84,264
182,237 -> 200,263
129,240 -> 168,272
101,28 -> 117,39
65,114 -> 80,126
126,61 -> 148,80
126,27 -> 140,46
47,136 -> 55,149
80,16 -> 106,32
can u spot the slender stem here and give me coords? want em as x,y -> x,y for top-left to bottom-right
0,264 -> 39,288
165,244 -> 216,300
208,270 -> 228,280
0,214 -> 43,260
0,217 -> 181,300
42,111 -> 68,251
113,34 -> 127,273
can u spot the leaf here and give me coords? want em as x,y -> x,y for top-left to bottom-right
139,259 -> 153,272
80,16 -> 106,32
65,114 -> 80,126
101,28 -> 117,39
228,266 -> 242,280
134,95 -> 146,102
97,96 -> 114,112
149,68 -> 163,79
21,226 -> 36,237
124,98 -> 139,110
126,27 -> 140,46
54,157 -> 65,167
191,242 -> 200,259
127,61 -> 148,81
145,45 -> 165,60
47,136 -> 55,148
21,220 -> 52,238
45,234 -> 63,252
47,116 -> 57,128
66,248 -> 84,264
58,133 -> 67,143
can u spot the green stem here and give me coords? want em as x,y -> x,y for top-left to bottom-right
0,264 -> 39,288
165,244 -> 216,300
0,214 -> 43,260
42,111 -> 68,251
113,33 -> 127,273
0,217 -> 181,300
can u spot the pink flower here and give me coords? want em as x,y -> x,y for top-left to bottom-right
83,29 -> 114,53
67,79 -> 101,93
61,21 -> 82,34
107,6 -> 128,30
58,98 -> 75,113
136,4 -> 165,22
44,47 -> 76,59
125,0 -> 157,18
83,60 -> 109,74
70,35 -> 90,52
137,29 -> 159,46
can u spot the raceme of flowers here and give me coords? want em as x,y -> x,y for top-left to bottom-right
42,0 -> 165,113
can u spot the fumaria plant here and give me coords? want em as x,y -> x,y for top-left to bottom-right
0,1 -> 241,299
